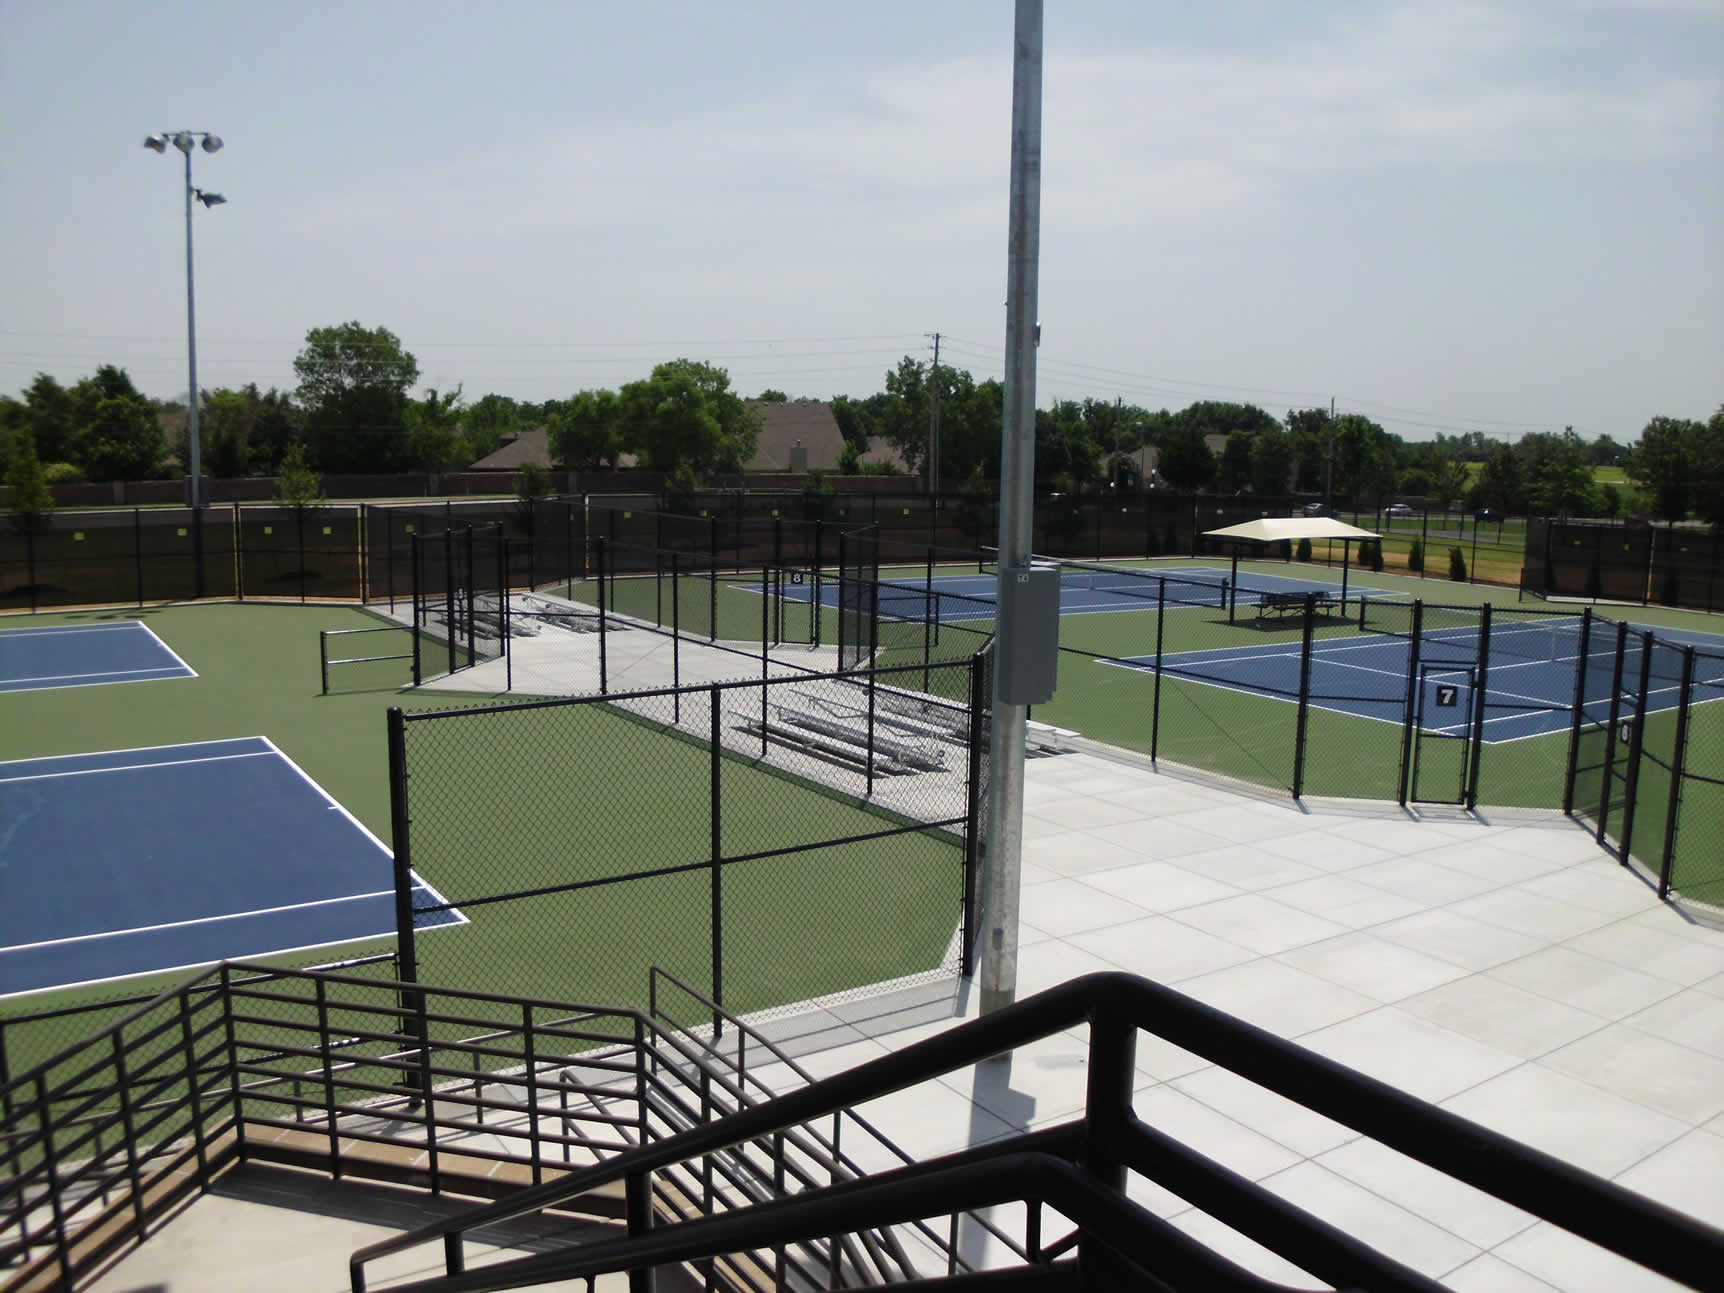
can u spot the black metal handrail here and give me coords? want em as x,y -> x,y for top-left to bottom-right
349,970 -> 1724,1292
644,967 -> 1025,1283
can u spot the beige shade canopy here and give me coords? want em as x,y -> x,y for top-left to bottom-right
1202,516 -> 1381,544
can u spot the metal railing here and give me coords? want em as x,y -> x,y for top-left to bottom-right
348,970 -> 1724,1293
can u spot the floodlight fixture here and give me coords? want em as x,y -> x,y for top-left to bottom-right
143,128 -> 226,515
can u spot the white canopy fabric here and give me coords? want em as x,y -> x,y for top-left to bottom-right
1202,516 -> 1381,544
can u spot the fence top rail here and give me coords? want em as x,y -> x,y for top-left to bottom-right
395,653 -> 983,723
0,957 -> 638,1101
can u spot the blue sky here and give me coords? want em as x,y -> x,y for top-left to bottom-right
1,0 -> 1718,443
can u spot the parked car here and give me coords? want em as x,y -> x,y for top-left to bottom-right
1301,502 -> 1327,516
1383,503 -> 1414,517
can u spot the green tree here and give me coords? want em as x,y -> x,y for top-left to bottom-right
191,384 -> 300,477
547,389 -> 625,470
1216,432 -> 1255,492
830,395 -> 874,447
837,439 -> 861,474
755,388 -> 789,402
405,386 -> 470,472
1476,443 -> 1527,514
1156,419 -> 1216,491
1696,407 -> 1724,526
23,373 -> 78,464
80,396 -> 164,481
294,322 -> 420,472
1625,415 -> 1705,521
1249,425 -> 1295,494
1523,430 -> 1598,517
1588,434 -> 1628,467
1448,546 -> 1468,582
1286,407 -> 1332,492
1035,401 -> 1102,486
4,427 -> 54,519
1331,414 -> 1397,500
878,356 -> 931,473
274,441 -> 325,507
617,360 -> 760,474
463,393 -> 524,461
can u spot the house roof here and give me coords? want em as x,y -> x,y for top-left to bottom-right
742,401 -> 847,472
469,428 -> 552,471
468,401 -> 850,473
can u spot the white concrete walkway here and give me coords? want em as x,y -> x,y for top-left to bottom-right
744,749 -> 1724,1292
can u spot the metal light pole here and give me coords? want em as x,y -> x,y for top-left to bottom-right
144,131 -> 225,508
980,0 -> 1043,1016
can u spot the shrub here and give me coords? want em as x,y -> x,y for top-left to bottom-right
1296,537 -> 1312,562
42,461 -> 85,485
1448,546 -> 1468,582
1408,539 -> 1424,572
1369,540 -> 1385,573
275,442 -> 325,508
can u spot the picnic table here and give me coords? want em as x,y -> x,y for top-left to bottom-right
1255,590 -> 1342,621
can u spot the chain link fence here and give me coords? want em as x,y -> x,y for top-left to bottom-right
1566,612 -> 1724,909
388,654 -> 988,1022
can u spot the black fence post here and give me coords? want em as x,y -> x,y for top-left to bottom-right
1596,622 -> 1631,845
463,526 -> 477,664
1659,647 -> 1696,899
866,659 -> 877,796
709,687 -> 724,1032
962,649 -> 986,977
410,534 -> 424,686
671,551 -> 681,721
1292,593 -> 1317,798
1562,608 -> 1595,815
386,706 -> 426,1100
922,548 -> 934,693
1616,631 -> 1656,863
134,507 -> 145,606
1151,578 -> 1166,762
1466,603 -> 1491,810
443,530 -> 457,679
760,566 -> 770,757
1397,601 -> 1424,806
192,501 -> 206,600
296,506 -> 308,604
596,535 -> 608,695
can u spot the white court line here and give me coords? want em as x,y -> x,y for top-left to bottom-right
0,665 -> 188,687
0,735 -> 267,768
0,749 -> 272,786
257,736 -> 465,918
0,932 -> 403,1002
135,619 -> 199,679
0,621 -> 145,638
0,889 -> 400,954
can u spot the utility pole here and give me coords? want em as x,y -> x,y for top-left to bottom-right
1323,396 -> 1335,515
926,332 -> 942,498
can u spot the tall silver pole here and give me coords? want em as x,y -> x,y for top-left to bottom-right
981,0 -> 1043,1016
183,146 -> 203,507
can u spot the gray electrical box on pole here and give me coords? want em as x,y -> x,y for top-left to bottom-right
995,565 -> 1059,704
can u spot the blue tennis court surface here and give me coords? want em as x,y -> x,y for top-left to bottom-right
0,620 -> 196,693
0,736 -> 461,998
737,566 -> 1404,621
1107,618 -> 1724,743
